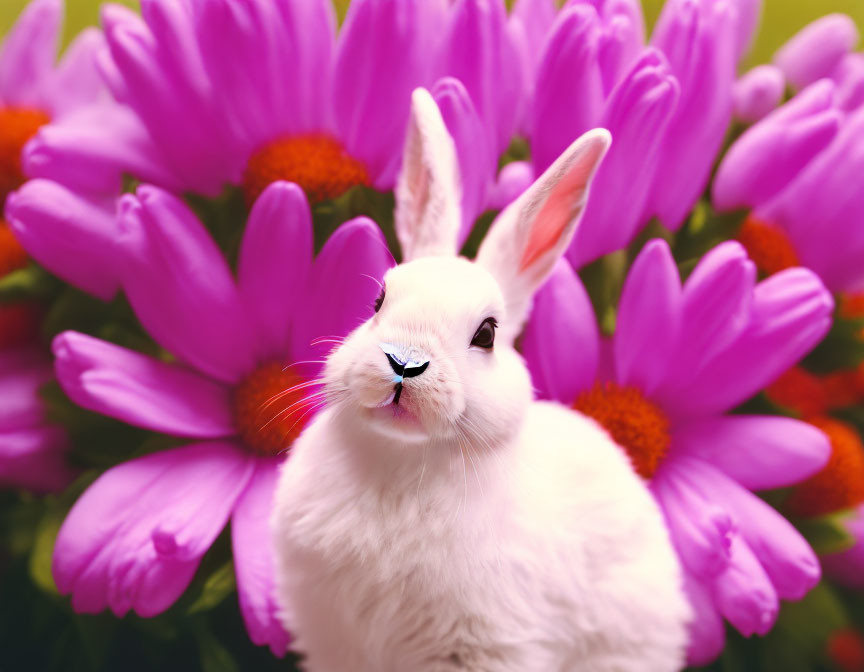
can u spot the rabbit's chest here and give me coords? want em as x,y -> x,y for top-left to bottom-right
291,491 -> 555,669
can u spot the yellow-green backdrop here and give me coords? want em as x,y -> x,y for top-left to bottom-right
0,0 -> 862,75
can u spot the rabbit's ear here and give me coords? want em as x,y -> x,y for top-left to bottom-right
395,88 -> 462,262
476,129 -> 611,339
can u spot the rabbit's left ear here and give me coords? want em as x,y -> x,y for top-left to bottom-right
395,88 -> 462,262
477,129 -> 611,339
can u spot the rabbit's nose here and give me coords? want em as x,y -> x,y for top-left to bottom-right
379,343 -> 429,383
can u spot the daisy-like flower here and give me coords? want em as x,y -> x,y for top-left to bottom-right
18,0 -> 529,258
714,80 -> 864,293
0,0 -> 112,288
48,181 -> 394,655
516,0 -> 747,267
523,238 -> 834,664
26,0 -> 518,206
0,0 -> 111,493
0,334 -> 75,494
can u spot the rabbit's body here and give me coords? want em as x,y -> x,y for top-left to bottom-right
272,91 -> 689,670
274,400 -> 688,672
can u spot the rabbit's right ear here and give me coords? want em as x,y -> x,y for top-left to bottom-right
476,129 -> 611,341
395,88 -> 462,262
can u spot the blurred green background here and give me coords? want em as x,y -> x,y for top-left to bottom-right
0,0 -> 862,67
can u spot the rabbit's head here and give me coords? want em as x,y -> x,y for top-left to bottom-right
324,89 -> 610,448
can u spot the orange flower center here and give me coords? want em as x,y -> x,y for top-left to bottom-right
232,362 -> 319,457
0,107 -> 50,207
0,302 -> 42,350
736,215 -> 799,277
573,382 -> 670,479
840,292 -> 864,322
767,366 -> 863,416
785,417 -> 864,518
242,134 -> 370,207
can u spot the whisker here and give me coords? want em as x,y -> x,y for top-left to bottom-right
257,380 -> 325,413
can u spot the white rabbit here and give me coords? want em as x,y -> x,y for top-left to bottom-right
271,88 -> 691,672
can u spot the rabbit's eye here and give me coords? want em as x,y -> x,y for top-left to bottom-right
471,318 -> 497,349
374,286 -> 386,313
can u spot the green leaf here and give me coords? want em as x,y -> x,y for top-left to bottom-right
759,582 -> 848,671
795,511 -> 857,556
187,560 -> 236,615
0,265 -> 58,302
197,623 -> 240,672
28,502 -> 63,595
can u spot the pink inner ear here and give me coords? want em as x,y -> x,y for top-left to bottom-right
519,152 -> 597,271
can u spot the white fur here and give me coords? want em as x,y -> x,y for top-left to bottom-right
272,89 -> 690,672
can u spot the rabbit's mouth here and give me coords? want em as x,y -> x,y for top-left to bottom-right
363,392 -> 428,442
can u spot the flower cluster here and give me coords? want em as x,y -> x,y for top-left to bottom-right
1,0 -> 864,669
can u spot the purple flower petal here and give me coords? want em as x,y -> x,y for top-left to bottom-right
5,179 -> 120,301
53,331 -> 235,439
729,0 -> 762,60
487,160 -> 533,211
333,0 -> 444,189
652,460 -> 734,579
292,217 -> 395,369
713,535 -> 779,637
657,242 -> 755,404
832,53 -> 864,112
0,0 -> 61,108
195,0 -> 335,151
674,415 -> 830,491
0,352 -> 51,431
118,185 -> 256,383
714,80 -> 841,212
530,5 -> 604,174
669,268 -> 833,417
649,0 -> 736,229
685,456 -> 822,601
435,0 -> 523,157
24,104 -> 185,197
104,1 -> 238,195
53,442 -> 254,617
682,569 -> 726,666
613,239 -> 682,395
761,106 -> 864,293
432,77 -> 493,244
238,182 -> 313,362
522,259 -> 599,404
509,0 -> 557,115
232,458 -> 290,656
0,425 -> 73,493
568,49 -> 679,267
774,14 -> 859,91
733,64 -> 785,124
594,0 -> 646,95
48,28 -> 109,117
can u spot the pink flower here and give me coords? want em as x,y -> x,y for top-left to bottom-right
714,81 -> 864,292
523,0 -> 741,265
0,346 -> 74,493
523,239 -> 834,664
26,0 -> 520,207
50,181 -> 394,655
733,64 -> 785,123
0,0 -> 112,492
0,0 -> 108,122
774,14 -> 859,91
